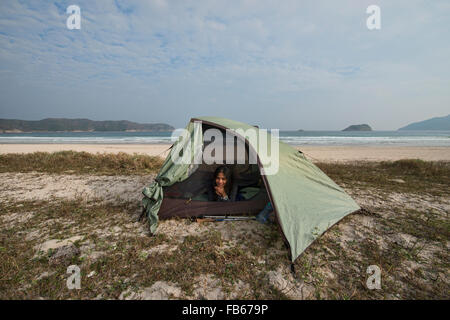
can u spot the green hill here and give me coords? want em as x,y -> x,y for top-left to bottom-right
0,118 -> 174,132
398,115 -> 450,130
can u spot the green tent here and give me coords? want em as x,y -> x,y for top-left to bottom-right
143,117 -> 360,262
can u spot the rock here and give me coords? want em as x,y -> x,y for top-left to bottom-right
389,179 -> 405,184
342,124 -> 372,131
36,271 -> 55,281
35,236 -> 84,254
48,244 -> 80,265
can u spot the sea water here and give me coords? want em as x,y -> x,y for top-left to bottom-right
0,130 -> 449,147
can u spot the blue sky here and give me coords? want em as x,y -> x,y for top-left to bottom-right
0,0 -> 449,130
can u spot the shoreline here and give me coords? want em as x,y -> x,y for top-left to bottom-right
1,144 -> 450,162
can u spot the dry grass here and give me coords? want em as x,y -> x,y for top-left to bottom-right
0,151 -> 163,175
0,199 -> 287,299
317,159 -> 450,196
0,155 -> 449,300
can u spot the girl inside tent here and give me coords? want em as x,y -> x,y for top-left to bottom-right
208,166 -> 232,202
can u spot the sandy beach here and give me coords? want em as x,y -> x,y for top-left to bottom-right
1,144 -> 450,162
1,151 -> 449,300
1,144 -> 449,299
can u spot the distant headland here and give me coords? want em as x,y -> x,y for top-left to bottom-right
398,114 -> 450,131
0,118 -> 174,133
342,124 -> 372,131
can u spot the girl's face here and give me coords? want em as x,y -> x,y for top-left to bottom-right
215,172 -> 227,188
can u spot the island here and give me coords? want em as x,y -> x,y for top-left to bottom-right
398,114 -> 450,131
0,118 -> 174,133
342,124 -> 372,131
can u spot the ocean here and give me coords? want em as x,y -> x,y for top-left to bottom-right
1,130 -> 449,147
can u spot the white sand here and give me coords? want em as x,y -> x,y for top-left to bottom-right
0,144 -> 173,158
298,146 -> 450,162
1,144 -> 450,162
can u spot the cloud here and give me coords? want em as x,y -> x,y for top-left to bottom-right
0,0 -> 449,129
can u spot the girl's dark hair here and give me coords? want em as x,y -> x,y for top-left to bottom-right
213,165 -> 232,195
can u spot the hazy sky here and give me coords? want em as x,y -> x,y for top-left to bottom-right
0,0 -> 449,130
